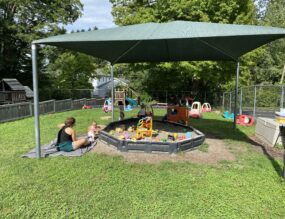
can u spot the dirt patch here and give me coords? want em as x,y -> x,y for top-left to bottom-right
249,136 -> 283,159
92,137 -> 235,165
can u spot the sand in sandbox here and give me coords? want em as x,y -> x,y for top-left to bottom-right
107,120 -> 198,143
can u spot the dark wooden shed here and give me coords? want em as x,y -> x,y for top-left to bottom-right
0,78 -> 27,104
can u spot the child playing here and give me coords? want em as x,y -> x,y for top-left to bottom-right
87,120 -> 101,142
137,104 -> 146,119
118,100 -> 125,120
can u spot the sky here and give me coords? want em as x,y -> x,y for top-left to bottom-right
64,0 -> 116,32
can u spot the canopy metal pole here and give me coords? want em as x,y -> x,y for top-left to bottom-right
239,87 -> 243,115
110,64 -> 114,122
253,85 -> 257,117
234,61 -> 240,129
32,44 -> 41,158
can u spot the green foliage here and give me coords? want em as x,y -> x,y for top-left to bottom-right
110,0 -> 257,99
253,0 -> 285,85
111,0 -> 256,25
48,52 -> 97,90
0,0 -> 82,87
1,110 -> 285,217
255,86 -> 281,107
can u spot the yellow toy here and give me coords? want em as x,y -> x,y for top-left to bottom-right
127,126 -> 134,132
115,127 -> 123,133
136,117 -> 153,139
118,135 -> 125,140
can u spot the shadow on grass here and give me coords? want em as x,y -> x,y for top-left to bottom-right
247,137 -> 283,178
190,117 -> 283,178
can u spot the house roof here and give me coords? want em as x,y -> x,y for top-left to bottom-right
2,78 -> 25,91
96,78 -> 128,89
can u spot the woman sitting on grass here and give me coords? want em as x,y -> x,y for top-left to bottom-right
56,117 -> 92,152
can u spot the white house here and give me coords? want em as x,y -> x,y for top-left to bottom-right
92,75 -> 130,98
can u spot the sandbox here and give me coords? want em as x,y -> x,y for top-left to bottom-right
99,118 -> 205,153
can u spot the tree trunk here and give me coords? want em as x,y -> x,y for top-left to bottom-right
281,64 -> 285,84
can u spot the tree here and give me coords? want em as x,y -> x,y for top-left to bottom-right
41,51 -> 97,100
48,52 -> 97,90
0,0 -> 83,87
109,0 -> 257,101
254,0 -> 285,84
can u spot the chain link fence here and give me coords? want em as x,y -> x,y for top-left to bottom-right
145,90 -> 223,108
222,85 -> 284,118
3,85 -> 281,122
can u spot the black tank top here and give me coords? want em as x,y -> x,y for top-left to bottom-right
58,126 -> 73,144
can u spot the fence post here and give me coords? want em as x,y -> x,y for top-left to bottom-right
253,85 -> 257,117
166,91 -> 168,104
70,99 -> 73,110
53,100 -> 56,112
229,92 -> 232,113
29,102 -> 33,116
239,87 -> 243,115
281,86 -> 284,109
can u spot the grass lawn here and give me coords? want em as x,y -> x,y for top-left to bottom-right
1,108 -> 285,218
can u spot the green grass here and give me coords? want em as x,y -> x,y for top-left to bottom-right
1,108 -> 285,218
197,142 -> 209,152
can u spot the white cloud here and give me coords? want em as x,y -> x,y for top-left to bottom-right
65,0 -> 116,32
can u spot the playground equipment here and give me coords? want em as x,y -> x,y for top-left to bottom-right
223,111 -> 234,119
82,104 -> 92,109
126,97 -> 138,107
124,97 -> 138,111
202,102 -> 211,112
116,89 -> 138,112
124,104 -> 133,111
102,99 -> 112,113
99,118 -> 205,153
136,117 -> 153,139
189,101 -> 202,118
236,114 -> 254,126
103,88 -> 138,113
115,90 -> 126,108
167,106 -> 189,125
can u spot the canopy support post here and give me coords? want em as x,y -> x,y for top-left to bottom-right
32,44 -> 41,158
110,64 -> 114,122
234,61 -> 240,129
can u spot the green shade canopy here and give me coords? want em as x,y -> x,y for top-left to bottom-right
31,21 -> 285,158
34,21 -> 285,63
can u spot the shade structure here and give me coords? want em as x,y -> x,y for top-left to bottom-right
34,21 -> 285,63
32,21 -> 285,159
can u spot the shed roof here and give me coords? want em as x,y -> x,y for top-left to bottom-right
24,86 -> 34,98
2,78 -> 25,91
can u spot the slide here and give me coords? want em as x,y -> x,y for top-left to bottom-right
126,97 -> 138,106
